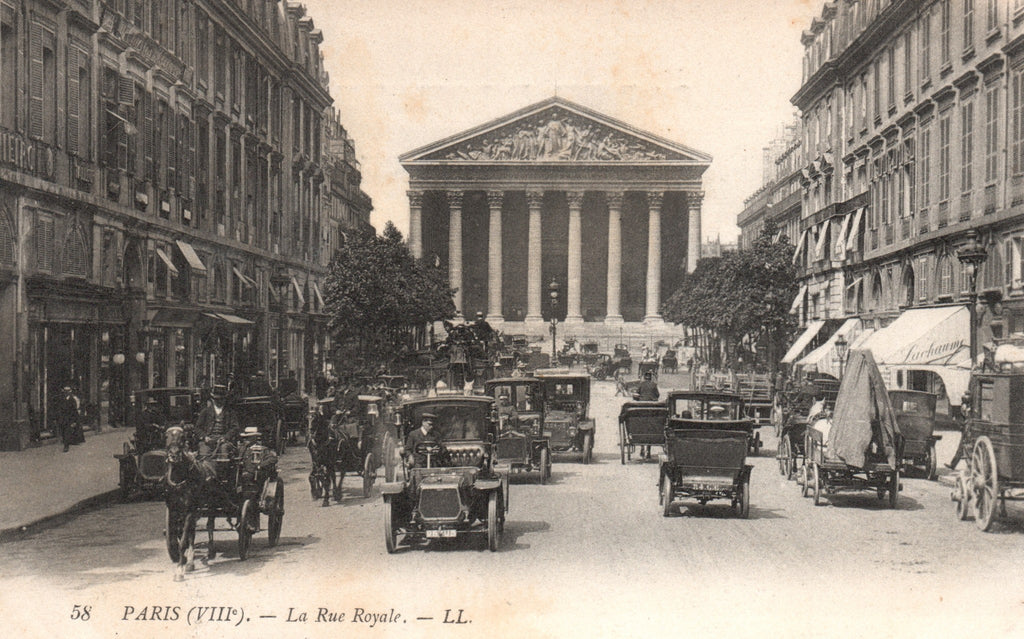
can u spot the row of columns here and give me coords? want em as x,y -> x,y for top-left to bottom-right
407,189 -> 704,324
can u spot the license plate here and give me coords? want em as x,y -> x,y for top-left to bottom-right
426,529 -> 457,538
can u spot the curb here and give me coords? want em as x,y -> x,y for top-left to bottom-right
0,488 -> 122,543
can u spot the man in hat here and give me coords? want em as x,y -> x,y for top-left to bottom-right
405,412 -> 439,468
54,383 -> 81,452
194,384 -> 241,482
635,371 -> 660,459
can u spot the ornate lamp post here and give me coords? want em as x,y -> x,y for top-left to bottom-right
549,278 -> 560,364
834,333 -> 849,379
957,229 -> 989,370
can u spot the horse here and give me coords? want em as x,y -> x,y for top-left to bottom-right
307,409 -> 338,507
163,425 -> 201,581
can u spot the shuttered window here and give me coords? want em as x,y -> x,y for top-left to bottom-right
1,14 -> 16,132
62,224 -> 90,277
35,213 -> 54,271
0,207 -> 14,266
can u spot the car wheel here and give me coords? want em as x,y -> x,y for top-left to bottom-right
363,453 -> 376,498
267,479 -> 284,547
487,492 -> 501,552
538,448 -> 550,485
384,495 -> 398,554
734,480 -> 750,519
583,432 -> 593,465
661,475 -> 674,517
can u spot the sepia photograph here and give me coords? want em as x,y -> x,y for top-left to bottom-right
0,1 -> 1022,637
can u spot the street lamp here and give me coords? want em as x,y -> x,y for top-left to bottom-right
957,229 -> 989,370
834,333 -> 849,379
549,278 -> 560,364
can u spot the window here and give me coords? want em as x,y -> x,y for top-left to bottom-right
29,23 -> 57,143
1014,69 -> 1024,175
903,31 -> 912,97
988,0 -> 1000,33
964,0 -> 975,52
887,47 -> 896,110
986,85 -> 999,183
873,58 -> 881,121
938,256 -> 953,296
1,15 -> 16,131
921,9 -> 931,82
920,124 -> 931,208
917,256 -> 930,301
940,0 -> 951,66
860,73 -> 868,130
0,206 -> 13,266
62,224 -> 89,277
196,12 -> 208,85
962,100 -> 974,194
35,213 -> 54,271
939,113 -> 951,201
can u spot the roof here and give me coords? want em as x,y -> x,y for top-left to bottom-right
666,391 -> 742,403
401,395 -> 495,408
485,377 -> 542,385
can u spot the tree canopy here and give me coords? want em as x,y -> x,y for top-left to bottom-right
323,222 -> 455,365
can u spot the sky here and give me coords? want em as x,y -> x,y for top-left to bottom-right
301,0 -> 822,243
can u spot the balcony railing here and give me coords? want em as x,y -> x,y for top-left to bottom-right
901,216 -> 911,240
919,206 -> 930,234
937,200 -> 949,228
984,183 -> 997,214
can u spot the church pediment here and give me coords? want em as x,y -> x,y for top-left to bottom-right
401,97 -> 711,164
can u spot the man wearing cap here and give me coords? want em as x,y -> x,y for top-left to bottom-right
405,412 -> 439,468
194,384 -> 241,481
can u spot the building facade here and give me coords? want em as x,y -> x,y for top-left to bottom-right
761,0 -> 1024,416
737,121 -> 803,251
400,97 -> 711,342
0,0 -> 371,449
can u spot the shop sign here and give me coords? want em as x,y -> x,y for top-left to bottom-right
0,128 -> 56,181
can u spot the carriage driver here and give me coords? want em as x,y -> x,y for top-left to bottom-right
405,412 -> 439,468
194,384 -> 242,482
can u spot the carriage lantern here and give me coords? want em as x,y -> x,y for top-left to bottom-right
834,333 -> 849,379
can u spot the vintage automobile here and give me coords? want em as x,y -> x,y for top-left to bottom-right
330,394 -> 397,497
889,390 -> 941,480
164,424 -> 284,577
381,396 -> 508,552
660,349 -> 679,374
115,387 -> 201,500
637,359 -> 659,380
659,394 -> 752,517
951,369 -> 1024,531
484,377 -> 551,483
618,401 -> 669,464
587,353 -> 619,380
801,350 -> 902,508
537,373 -> 596,464
613,344 -> 633,376
235,395 -> 287,455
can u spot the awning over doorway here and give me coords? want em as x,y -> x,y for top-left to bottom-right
155,248 -> 179,276
782,319 -> 825,364
859,306 -> 968,366
147,308 -> 197,328
202,312 -> 255,325
174,240 -> 207,273
795,317 -> 865,378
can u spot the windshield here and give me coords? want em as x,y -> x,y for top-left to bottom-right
489,383 -> 539,411
409,403 -> 490,441
670,396 -> 743,420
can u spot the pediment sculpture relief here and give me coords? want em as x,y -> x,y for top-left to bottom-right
440,110 -> 671,162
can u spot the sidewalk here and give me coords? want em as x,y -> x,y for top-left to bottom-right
0,427 -> 131,540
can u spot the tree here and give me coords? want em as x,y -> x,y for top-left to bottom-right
662,221 -> 797,370
323,222 -> 455,368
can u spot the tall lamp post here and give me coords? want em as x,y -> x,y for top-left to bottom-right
957,229 -> 989,370
834,333 -> 849,380
549,278 -> 560,364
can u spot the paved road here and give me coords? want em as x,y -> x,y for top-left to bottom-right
2,375 -> 1022,639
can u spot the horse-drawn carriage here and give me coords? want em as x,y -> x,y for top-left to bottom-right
163,425 -> 284,578
235,395 -> 287,455
735,373 -> 773,427
638,358 -> 659,380
537,373 -> 597,464
800,351 -> 902,508
618,401 -> 669,464
381,396 -> 509,553
661,349 -> 679,374
485,377 -> 552,483
613,344 -> 633,376
658,391 -> 753,518
776,374 -> 841,480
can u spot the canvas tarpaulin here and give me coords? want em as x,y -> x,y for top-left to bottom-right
826,349 -> 900,469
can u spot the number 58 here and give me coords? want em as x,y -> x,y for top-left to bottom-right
70,605 -> 91,621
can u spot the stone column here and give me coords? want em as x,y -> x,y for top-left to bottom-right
644,191 -> 664,324
525,190 -> 545,324
486,190 -> 504,323
605,191 -> 624,324
687,191 -> 704,273
407,190 -> 423,259
565,191 -> 585,325
447,190 -> 464,319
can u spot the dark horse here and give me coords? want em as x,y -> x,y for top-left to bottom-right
308,408 -> 338,507
164,425 -> 201,581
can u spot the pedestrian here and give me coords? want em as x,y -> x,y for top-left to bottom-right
635,371 -> 660,459
54,383 -> 83,452
947,390 -> 972,470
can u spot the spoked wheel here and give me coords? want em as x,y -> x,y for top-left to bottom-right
970,436 -> 999,532
275,419 -> 286,456
954,474 -> 971,521
800,463 -> 810,497
383,495 -> 398,554
812,463 -> 822,506
661,475 -> 675,517
487,491 -> 501,552
237,499 -> 255,561
582,432 -> 594,465
362,453 -> 376,498
383,433 -> 397,483
888,469 -> 899,509
267,478 -> 284,547
734,480 -> 750,518
781,437 -> 794,479
925,442 -> 938,481
619,425 -> 626,465
538,448 -> 550,485
166,505 -> 184,562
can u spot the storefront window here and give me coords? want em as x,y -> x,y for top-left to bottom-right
173,328 -> 189,387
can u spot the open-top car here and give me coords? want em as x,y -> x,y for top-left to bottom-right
484,378 -> 551,483
666,390 -> 762,454
537,373 -> 597,464
381,396 -> 508,552
115,387 -> 201,500
618,401 -> 669,464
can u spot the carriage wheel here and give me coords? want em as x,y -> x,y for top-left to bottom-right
799,463 -> 810,497
954,474 -> 971,521
383,433 -> 397,483
925,442 -> 938,481
582,432 -> 594,465
383,495 -> 399,554
275,419 -> 285,456
267,479 -> 284,547
970,436 -> 999,532
784,437 -> 795,481
362,454 -> 376,498
487,491 -> 501,552
237,499 -> 255,561
165,505 -> 184,562
538,448 -> 550,485
734,480 -> 750,519
618,424 -> 626,465
812,463 -> 822,506
207,517 -> 217,560
888,470 -> 899,509
661,475 -> 675,517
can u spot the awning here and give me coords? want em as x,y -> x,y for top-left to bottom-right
789,283 -> 807,315
859,306 -> 968,366
202,312 -> 255,325
792,230 -> 807,264
291,276 -> 305,307
846,207 -> 865,250
232,266 -> 256,289
795,317 -> 865,378
312,281 -> 326,309
834,214 -> 851,260
782,319 -> 826,364
174,240 -> 207,274
880,361 -> 971,408
155,248 -> 179,276
772,230 -> 782,243
147,308 -> 196,328
813,222 -> 829,260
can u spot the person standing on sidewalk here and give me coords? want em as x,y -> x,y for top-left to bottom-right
54,384 -> 82,453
